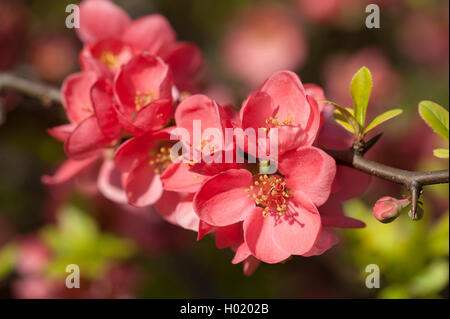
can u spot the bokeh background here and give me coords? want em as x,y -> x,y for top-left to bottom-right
0,0 -> 448,298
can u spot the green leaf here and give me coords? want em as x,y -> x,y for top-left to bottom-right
418,100 -> 449,141
333,108 -> 355,133
364,109 -> 403,134
433,148 -> 449,159
322,100 -> 360,135
350,66 -> 372,128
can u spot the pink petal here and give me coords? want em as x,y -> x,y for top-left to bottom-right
197,220 -> 216,241
243,206 -> 290,264
160,162 -> 209,193
259,71 -> 310,128
131,98 -> 172,134
193,169 -> 254,227
303,95 -> 321,146
114,133 -> 154,172
302,228 -> 339,257
156,192 -> 199,231
77,0 -> 131,45
304,83 -> 327,113
88,38 -> 134,72
174,94 -> 224,144
79,47 -> 113,79
41,156 -> 99,185
122,14 -> 176,57
165,42 -> 203,92
91,79 -> 121,140
242,256 -> 260,276
271,191 -> 322,256
64,116 -> 110,159
232,241 -> 252,264
240,91 -> 275,130
97,159 -> 128,204
114,53 -> 171,114
47,124 -> 76,142
215,223 -> 243,249
279,146 -> 336,207
125,160 -> 163,207
61,71 -> 98,124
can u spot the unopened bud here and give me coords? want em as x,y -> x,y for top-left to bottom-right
373,196 -> 410,223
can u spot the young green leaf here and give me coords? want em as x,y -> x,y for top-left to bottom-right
333,111 -> 355,133
419,100 -> 449,141
321,100 -> 360,135
350,66 -> 372,128
433,148 -> 449,159
364,109 -> 403,134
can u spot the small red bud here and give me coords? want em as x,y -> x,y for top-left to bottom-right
373,196 -> 410,223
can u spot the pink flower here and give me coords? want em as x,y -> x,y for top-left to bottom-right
77,0 -> 203,92
113,53 -> 173,136
193,146 -> 336,264
114,128 -> 208,207
222,4 -> 307,88
373,196 -> 410,223
239,71 -> 320,158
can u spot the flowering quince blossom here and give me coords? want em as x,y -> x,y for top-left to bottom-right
238,71 -> 321,160
77,0 -> 203,92
193,147 -> 336,264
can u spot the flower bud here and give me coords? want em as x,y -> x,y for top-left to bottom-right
373,196 -> 410,223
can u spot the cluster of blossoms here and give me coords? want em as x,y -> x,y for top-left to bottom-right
44,0 -> 368,275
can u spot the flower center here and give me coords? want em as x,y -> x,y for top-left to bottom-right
149,145 -> 173,174
100,51 -> 120,71
245,174 -> 292,217
135,90 -> 158,111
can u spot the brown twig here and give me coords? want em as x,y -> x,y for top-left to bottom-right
326,146 -> 449,220
0,72 -> 61,106
1,72 -> 448,220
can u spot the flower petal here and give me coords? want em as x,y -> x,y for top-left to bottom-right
97,159 -> 128,204
122,14 -> 176,57
160,162 -> 208,193
271,191 -> 322,256
193,169 -> 254,227
114,53 -> 171,114
302,228 -> 339,257
64,116 -> 110,159
165,42 -> 203,92
77,0 -> 131,45
41,156 -> 99,185
279,146 -> 336,207
125,160 -> 163,207
243,206 -> 290,264
156,192 -> 199,231
61,71 -> 98,124
259,71 -> 309,128
47,124 -> 76,142
91,79 -> 121,140
114,133 -> 153,173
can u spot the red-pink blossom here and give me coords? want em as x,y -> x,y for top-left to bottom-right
76,0 -> 203,92
193,146 -> 336,264
239,71 -> 320,158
